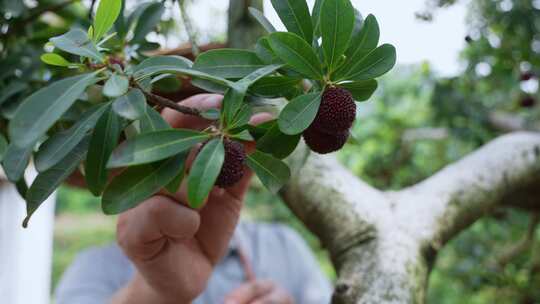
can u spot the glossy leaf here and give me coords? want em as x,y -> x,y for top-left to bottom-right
35,103 -> 108,172
0,134 -> 6,162
112,88 -> 147,120
248,7 -> 276,33
132,2 -> 165,43
311,0 -> 324,39
268,32 -> 323,80
250,76 -> 301,97
340,80 -> 378,102
108,129 -> 210,168
9,73 -> 99,148
320,0 -> 355,70
1,144 -> 31,182
256,122 -> 301,159
93,0 -> 122,41
194,49 -> 266,79
237,64 -> 285,90
40,53 -> 72,67
187,138 -> 224,208
134,56 -> 234,89
133,55 -> 193,79
246,150 -> 290,193
86,107 -> 123,196
201,108 -> 220,120
50,28 -> 103,62
231,130 -> 254,141
103,73 -> 129,98
335,14 -> 380,80
343,44 -> 397,81
23,138 -> 90,228
222,88 -> 246,128
164,153 -> 188,194
270,0 -> 313,43
102,153 -> 186,214
139,106 -> 170,133
278,92 -> 321,135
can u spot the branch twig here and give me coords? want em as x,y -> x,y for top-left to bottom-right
490,213 -> 540,269
132,82 -> 201,117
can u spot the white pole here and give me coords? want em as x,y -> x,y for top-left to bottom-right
0,169 -> 56,304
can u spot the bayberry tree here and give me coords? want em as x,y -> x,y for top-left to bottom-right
1,0 -> 539,304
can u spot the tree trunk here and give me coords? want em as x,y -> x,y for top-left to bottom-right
227,0 -> 265,49
281,133 -> 540,303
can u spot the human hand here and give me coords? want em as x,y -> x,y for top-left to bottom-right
111,94 -> 272,304
224,280 -> 295,304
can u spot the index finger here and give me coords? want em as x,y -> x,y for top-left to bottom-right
161,94 -> 223,130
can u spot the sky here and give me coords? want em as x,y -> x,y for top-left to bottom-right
179,0 -> 469,76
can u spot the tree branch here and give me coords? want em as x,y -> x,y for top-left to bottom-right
132,82 -> 202,117
395,132 -> 540,249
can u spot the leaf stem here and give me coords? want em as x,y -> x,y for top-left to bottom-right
132,81 -> 202,117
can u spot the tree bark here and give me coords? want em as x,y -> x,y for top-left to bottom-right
280,132 -> 540,304
227,0 -> 265,49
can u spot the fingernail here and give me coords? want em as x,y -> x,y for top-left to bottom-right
202,95 -> 223,109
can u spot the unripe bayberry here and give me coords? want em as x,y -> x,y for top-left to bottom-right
310,86 -> 356,133
215,139 -> 246,188
303,127 -> 349,154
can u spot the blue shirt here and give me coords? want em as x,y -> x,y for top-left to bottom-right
55,221 -> 333,303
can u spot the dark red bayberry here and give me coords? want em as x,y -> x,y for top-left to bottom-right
310,86 -> 356,133
303,127 -> 349,154
215,139 -> 246,188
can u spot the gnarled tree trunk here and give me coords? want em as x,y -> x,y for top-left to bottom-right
281,132 -> 540,303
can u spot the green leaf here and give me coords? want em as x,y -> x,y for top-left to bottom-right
222,88 -> 246,128
40,53 -> 72,67
270,0 -> 313,43
256,122 -> 301,159
134,56 -> 234,89
201,108 -> 220,120
86,107 -> 123,196
23,138 -> 90,228
268,32 -> 323,80
187,138 -> 224,208
311,0 -> 324,39
340,80 -> 378,101
102,153 -> 186,214
9,73 -> 99,148
191,78 -> 228,94
193,49 -> 266,79
0,134 -> 6,162
112,88 -> 147,120
320,0 -> 355,70
231,130 -> 254,141
164,153 -> 188,194
228,104 -> 252,130
133,55 -> 193,79
34,103 -> 109,172
108,129 -> 210,168
334,14 -> 380,80
248,7 -> 276,33
246,150 -> 290,193
237,64 -> 285,90
255,37 -> 281,64
93,0 -> 122,42
250,76 -> 301,98
0,81 -> 27,106
278,92 -> 321,135
139,106 -> 170,133
1,143 -> 31,182
103,73 -> 129,98
50,28 -> 103,62
342,44 -> 397,81
132,2 -> 165,43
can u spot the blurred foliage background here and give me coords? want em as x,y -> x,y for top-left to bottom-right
1,0 -> 539,303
